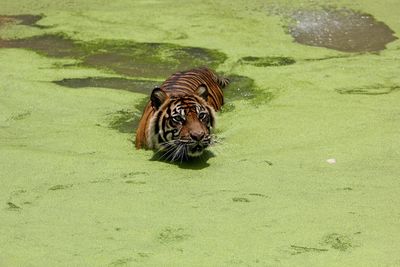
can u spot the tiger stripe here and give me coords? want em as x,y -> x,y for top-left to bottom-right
135,67 -> 229,155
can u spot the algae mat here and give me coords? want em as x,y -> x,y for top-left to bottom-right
1,0 -> 400,266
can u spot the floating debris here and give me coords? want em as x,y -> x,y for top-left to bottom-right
326,158 -> 337,164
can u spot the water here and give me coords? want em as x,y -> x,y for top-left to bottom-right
288,8 -> 397,52
1,2 -> 400,266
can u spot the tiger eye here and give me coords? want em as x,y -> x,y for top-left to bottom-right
198,112 -> 209,121
172,115 -> 184,123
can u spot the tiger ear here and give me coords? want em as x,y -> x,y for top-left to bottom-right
151,87 -> 167,110
196,84 -> 208,101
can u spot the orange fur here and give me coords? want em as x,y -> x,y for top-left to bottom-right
135,67 -> 228,149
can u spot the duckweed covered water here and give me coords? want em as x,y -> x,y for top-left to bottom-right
0,34 -> 227,78
238,56 -> 296,67
1,0 -> 400,266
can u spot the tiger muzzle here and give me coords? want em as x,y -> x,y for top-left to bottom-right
186,132 -> 211,157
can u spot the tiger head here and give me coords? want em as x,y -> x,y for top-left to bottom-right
148,85 -> 216,161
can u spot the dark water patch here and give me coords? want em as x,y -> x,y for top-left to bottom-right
288,8 -> 398,52
0,14 -> 47,28
222,74 -> 275,109
55,74 -> 267,114
54,77 -> 160,95
336,84 -> 400,95
0,32 -> 268,107
0,34 -> 86,58
82,41 -> 227,78
0,33 -> 273,112
224,75 -> 257,101
238,56 -> 296,67
0,33 -> 227,78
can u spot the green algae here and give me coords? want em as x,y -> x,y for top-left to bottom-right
48,184 -> 73,191
1,1 -> 400,266
82,40 -> 227,78
1,21 -> 265,113
238,56 -> 296,67
0,33 -> 227,78
107,109 -> 140,134
223,74 -> 275,106
290,245 -> 329,255
336,84 -> 400,95
55,74 -> 268,113
6,201 -> 21,210
0,14 -> 47,28
54,77 -> 160,95
107,97 -> 148,133
322,233 -> 353,251
158,227 -> 190,244
232,197 -> 250,203
220,102 -> 235,113
7,111 -> 31,121
223,74 -> 257,101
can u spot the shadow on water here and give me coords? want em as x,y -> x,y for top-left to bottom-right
288,7 -> 398,52
150,150 -> 214,170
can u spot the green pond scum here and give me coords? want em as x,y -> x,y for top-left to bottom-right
1,0 -> 400,266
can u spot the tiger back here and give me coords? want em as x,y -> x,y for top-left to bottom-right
135,67 -> 228,160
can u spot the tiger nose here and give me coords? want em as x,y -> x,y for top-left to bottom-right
190,131 -> 205,141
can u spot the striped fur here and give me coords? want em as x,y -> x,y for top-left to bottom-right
135,67 -> 229,160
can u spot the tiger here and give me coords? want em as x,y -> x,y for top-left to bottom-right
135,67 -> 229,161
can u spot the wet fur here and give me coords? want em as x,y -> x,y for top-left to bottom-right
135,67 -> 228,160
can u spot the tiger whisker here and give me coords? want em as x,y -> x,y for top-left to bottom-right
158,145 -> 177,161
171,144 -> 184,162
